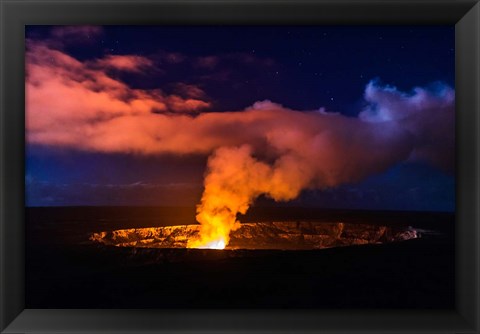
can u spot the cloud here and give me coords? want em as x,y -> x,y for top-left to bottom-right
26,40 -> 211,136
173,83 -> 207,99
359,79 -> 455,172
92,55 -> 154,72
164,95 -> 211,114
26,43 -> 454,170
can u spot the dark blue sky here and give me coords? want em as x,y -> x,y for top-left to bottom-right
25,26 -> 455,211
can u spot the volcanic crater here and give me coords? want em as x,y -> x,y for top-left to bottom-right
90,221 -> 420,250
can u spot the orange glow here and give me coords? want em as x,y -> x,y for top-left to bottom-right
186,145 -> 304,249
186,209 -> 238,249
195,239 -> 226,250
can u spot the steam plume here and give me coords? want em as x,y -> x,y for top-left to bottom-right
189,85 -> 454,248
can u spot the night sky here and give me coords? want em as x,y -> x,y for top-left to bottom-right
25,25 -> 455,211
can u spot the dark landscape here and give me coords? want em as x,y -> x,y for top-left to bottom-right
26,206 -> 454,309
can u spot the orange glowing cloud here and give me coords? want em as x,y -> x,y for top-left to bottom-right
174,83 -> 207,99
93,55 -> 154,72
26,40 -> 454,164
26,41 -> 211,140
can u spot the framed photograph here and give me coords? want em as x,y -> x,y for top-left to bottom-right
1,0 -> 479,333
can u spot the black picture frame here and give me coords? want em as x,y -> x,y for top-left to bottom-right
1,0 -> 479,333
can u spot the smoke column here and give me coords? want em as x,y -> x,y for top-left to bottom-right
186,85 -> 454,248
